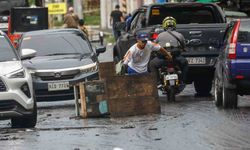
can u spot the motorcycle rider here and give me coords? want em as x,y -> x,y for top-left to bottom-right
123,32 -> 172,75
149,16 -> 188,87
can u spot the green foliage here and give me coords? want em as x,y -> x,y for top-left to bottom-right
84,10 -> 100,25
84,15 -> 100,25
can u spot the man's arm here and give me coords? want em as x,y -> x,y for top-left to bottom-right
123,50 -> 131,65
159,47 -> 172,60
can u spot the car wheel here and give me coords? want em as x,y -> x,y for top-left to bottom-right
214,76 -> 222,107
194,78 -> 212,96
222,82 -> 238,109
11,102 -> 37,128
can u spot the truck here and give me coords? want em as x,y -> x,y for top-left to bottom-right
113,2 -> 228,96
0,0 -> 28,33
8,7 -> 48,47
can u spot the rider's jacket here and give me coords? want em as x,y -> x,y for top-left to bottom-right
156,29 -> 186,50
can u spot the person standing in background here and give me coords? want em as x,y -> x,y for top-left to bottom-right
78,19 -> 89,37
63,7 -> 79,29
110,4 -> 124,40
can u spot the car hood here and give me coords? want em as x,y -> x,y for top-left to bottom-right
0,61 -> 23,75
22,55 -> 96,70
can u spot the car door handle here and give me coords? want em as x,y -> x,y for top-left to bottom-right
187,39 -> 201,45
189,31 -> 202,37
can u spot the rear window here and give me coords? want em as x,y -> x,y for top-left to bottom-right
148,5 -> 217,25
238,20 -> 250,43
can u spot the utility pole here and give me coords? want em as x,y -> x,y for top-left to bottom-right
73,0 -> 83,19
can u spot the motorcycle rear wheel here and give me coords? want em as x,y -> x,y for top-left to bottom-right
167,86 -> 175,102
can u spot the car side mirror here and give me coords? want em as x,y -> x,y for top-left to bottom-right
95,46 -> 106,56
20,48 -> 37,59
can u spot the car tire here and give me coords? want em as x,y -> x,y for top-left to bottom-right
222,82 -> 238,109
11,101 -> 37,128
194,78 -> 212,96
214,76 -> 222,107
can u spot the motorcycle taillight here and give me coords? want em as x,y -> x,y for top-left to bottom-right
167,64 -> 173,68
167,67 -> 175,73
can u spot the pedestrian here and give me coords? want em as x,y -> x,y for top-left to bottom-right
63,6 -> 79,29
123,32 -> 172,75
78,19 -> 89,37
149,16 -> 188,87
110,4 -> 124,40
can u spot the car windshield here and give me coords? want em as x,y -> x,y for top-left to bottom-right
19,32 -> 93,56
0,36 -> 18,61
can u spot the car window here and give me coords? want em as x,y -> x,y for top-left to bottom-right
238,20 -> 250,43
0,35 -> 18,61
148,5 -> 216,25
19,33 -> 93,56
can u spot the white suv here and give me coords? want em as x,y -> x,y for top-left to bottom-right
0,31 -> 37,128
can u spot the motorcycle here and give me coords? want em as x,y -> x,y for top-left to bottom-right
157,42 -> 185,102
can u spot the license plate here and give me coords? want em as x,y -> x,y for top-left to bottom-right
186,57 -> 206,64
48,82 -> 70,91
165,74 -> 178,80
0,23 -> 8,29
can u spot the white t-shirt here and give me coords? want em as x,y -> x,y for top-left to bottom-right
125,41 -> 161,73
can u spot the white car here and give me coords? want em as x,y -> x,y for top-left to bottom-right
0,31 -> 37,128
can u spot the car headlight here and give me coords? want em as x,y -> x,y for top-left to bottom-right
6,68 -> 25,78
79,63 -> 98,74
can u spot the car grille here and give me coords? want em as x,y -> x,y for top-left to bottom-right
40,74 -> 76,81
35,70 -> 80,81
0,79 -> 7,92
0,100 -> 16,111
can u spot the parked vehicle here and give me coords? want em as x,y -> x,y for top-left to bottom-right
0,0 -> 28,33
17,29 -> 106,102
0,30 -> 37,128
214,19 -> 250,108
8,7 -> 48,47
114,2 -> 227,96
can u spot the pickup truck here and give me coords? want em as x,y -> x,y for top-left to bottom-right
0,0 -> 28,33
113,2 -> 228,96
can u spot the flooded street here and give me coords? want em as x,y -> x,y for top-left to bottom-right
1,44 -> 250,150
0,84 -> 250,150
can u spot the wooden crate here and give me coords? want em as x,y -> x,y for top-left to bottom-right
108,97 -> 160,117
79,80 -> 109,118
78,63 -> 161,118
98,62 -> 115,80
105,73 -> 160,117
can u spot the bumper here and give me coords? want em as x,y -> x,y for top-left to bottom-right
0,99 -> 34,119
186,65 -> 215,82
33,72 -> 99,101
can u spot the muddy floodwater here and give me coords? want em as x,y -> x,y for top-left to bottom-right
0,84 -> 250,150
